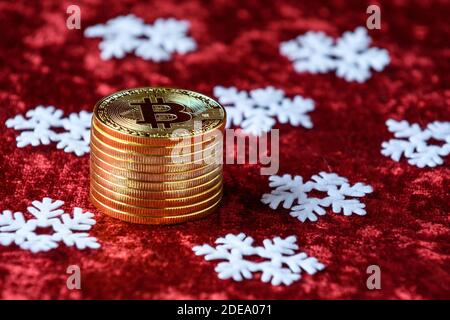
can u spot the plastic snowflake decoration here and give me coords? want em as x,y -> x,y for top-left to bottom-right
261,172 -> 373,223
280,27 -> 390,83
381,119 -> 450,168
214,86 -> 314,136
193,233 -> 324,286
6,106 -> 92,156
84,14 -> 196,61
0,198 -> 100,253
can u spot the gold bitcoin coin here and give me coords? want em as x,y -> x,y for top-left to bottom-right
92,120 -> 223,155
93,87 -> 226,145
90,169 -> 223,199
91,133 -> 222,166
90,161 -> 222,191
91,152 -> 220,181
90,192 -> 221,225
90,142 -> 218,172
90,177 -> 223,208
93,116 -> 225,148
90,186 -> 223,216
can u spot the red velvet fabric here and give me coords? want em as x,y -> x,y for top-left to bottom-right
0,0 -> 449,299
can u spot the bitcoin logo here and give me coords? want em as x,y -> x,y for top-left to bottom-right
130,97 -> 192,129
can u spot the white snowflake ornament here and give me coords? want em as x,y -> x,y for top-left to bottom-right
381,119 -> 450,168
262,172 -> 373,223
280,27 -> 390,83
214,86 -> 314,136
142,18 -> 196,54
85,15 -> 196,61
280,31 -> 336,74
85,14 -> 146,38
193,233 -> 324,286
6,106 -> 92,156
84,14 -> 146,60
0,198 -> 100,253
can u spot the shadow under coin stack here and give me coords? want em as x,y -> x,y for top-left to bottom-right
89,88 -> 226,224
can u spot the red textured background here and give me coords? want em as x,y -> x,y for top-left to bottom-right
0,0 -> 449,299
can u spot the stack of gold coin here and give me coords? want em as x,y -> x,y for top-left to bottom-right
89,87 -> 225,224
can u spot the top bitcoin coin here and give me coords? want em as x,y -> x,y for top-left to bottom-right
93,88 -> 226,142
